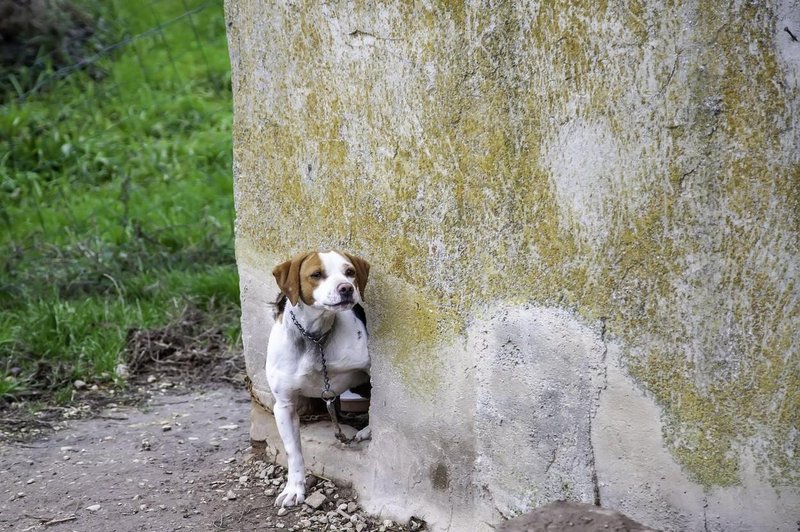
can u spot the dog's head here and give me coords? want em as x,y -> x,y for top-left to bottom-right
272,251 -> 370,311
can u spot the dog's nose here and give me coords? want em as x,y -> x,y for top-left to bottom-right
338,283 -> 354,297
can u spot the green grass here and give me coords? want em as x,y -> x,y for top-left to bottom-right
0,0 -> 237,402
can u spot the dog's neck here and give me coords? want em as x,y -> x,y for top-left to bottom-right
286,302 -> 336,340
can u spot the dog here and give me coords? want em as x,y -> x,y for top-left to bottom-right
267,250 -> 372,507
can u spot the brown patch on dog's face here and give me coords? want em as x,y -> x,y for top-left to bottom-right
272,252 -> 320,306
297,252 -> 324,305
342,252 -> 370,300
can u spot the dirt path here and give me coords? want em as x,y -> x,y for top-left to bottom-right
0,385 -> 416,532
1,386 -> 255,531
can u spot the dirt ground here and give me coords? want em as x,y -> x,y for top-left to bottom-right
0,383 -> 413,532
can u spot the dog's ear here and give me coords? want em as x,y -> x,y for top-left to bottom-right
272,253 -> 309,306
344,252 -> 370,301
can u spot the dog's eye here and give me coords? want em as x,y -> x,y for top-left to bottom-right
345,268 -> 356,277
310,271 -> 323,279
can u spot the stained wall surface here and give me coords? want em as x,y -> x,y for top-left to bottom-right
225,1 -> 800,530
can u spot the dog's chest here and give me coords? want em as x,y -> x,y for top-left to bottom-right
268,312 -> 369,397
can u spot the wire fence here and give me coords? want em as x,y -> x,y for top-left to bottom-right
1,0 -> 234,287
1,0 -> 226,109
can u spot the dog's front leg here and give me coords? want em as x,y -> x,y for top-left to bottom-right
273,397 -> 306,507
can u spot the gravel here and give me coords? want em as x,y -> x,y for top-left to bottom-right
223,454 -> 428,532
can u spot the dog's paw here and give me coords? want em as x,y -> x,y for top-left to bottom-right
354,425 -> 372,442
275,483 -> 305,507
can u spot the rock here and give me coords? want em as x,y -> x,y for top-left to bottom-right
338,503 -> 348,511
277,507 -> 288,516
305,491 -> 327,510
265,488 -> 276,496
238,475 -> 249,484
225,490 -> 236,500
356,524 -> 366,532
161,425 -> 172,432
383,520 -> 394,527
299,519 -> 312,528
91,384 -> 99,391
73,380 -> 87,390
347,502 -> 358,513
496,501 -> 658,532
146,375 -> 157,383
317,515 -> 329,524
86,504 -> 101,512
115,363 -> 130,378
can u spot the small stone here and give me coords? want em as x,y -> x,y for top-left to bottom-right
73,380 -> 87,390
276,523 -> 284,529
86,504 -> 101,512
225,490 -> 236,500
147,375 -> 157,383
26,479 -> 34,485
317,516 -> 328,524
238,475 -> 248,484
324,488 -> 334,495
305,491 -> 327,510
277,507 -> 288,517
383,520 -> 394,527
60,446 -> 73,452
356,524 -> 366,532
299,519 -> 312,528
350,514 -> 359,523
338,503 -> 348,511
140,440 -> 151,451
265,488 -> 276,496
347,502 -> 358,513
139,504 -> 148,511
115,363 -> 130,378
271,478 -> 282,486
161,425 -> 172,432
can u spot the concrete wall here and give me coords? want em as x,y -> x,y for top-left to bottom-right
225,1 -> 800,530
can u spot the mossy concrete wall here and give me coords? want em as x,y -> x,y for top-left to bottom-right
225,1 -> 800,530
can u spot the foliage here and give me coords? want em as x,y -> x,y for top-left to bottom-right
0,0 -> 236,402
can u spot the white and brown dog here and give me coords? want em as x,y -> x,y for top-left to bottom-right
267,250 -> 372,507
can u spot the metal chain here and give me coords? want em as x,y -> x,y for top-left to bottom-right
288,311 -> 335,400
288,311 -> 353,444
